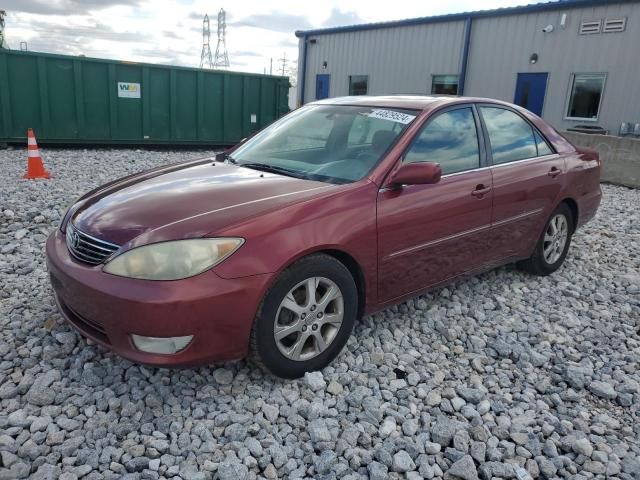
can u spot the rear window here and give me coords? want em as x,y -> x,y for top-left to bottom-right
480,107 -> 537,164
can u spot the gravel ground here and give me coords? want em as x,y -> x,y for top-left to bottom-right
0,147 -> 639,480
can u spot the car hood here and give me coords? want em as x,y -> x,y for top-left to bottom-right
71,161 -> 333,247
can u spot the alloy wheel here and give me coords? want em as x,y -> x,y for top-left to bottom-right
543,214 -> 568,264
274,276 -> 344,361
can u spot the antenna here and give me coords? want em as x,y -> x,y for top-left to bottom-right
213,8 -> 230,69
0,10 -> 7,49
200,14 -> 213,69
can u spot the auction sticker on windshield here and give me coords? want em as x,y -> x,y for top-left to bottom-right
368,109 -> 416,124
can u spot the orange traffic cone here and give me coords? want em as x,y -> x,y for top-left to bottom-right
23,128 -> 51,179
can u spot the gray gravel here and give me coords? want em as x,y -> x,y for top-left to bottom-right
1,147 -> 639,480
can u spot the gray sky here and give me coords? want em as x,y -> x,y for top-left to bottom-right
4,0 -> 538,74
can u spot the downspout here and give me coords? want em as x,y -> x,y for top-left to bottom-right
299,34 -> 309,106
458,17 -> 472,95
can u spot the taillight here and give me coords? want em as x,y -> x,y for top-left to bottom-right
576,147 -> 599,164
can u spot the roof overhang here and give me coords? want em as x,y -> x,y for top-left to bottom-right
294,0 -> 635,38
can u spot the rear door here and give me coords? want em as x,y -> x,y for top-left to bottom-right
377,105 -> 494,302
478,105 -> 564,259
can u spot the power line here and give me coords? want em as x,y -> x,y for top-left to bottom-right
199,14 -> 213,69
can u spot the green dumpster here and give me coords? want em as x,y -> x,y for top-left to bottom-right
0,50 -> 290,146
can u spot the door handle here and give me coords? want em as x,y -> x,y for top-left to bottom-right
471,184 -> 492,197
548,167 -> 562,178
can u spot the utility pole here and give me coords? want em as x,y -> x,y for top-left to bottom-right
200,14 -> 213,68
0,10 -> 7,49
269,58 -> 273,75
278,52 -> 288,77
213,8 -> 230,69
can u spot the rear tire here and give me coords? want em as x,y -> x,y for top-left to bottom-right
518,203 -> 574,276
250,254 -> 357,378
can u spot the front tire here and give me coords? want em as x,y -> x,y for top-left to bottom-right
518,203 -> 573,276
250,254 -> 357,378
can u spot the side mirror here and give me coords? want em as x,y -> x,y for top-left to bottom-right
389,162 -> 442,187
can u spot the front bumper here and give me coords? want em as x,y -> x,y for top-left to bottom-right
46,230 -> 271,367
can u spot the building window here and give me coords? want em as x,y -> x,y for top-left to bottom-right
431,75 -> 459,95
348,75 -> 368,96
565,73 -> 606,120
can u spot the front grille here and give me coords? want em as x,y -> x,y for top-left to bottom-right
66,224 -> 120,265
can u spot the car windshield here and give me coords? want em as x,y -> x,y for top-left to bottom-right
231,105 -> 419,184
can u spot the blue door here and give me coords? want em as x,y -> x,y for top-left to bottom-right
315,74 -> 330,100
514,73 -> 548,116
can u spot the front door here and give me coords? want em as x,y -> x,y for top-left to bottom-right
377,106 -> 494,302
514,73 -> 548,116
315,74 -> 330,100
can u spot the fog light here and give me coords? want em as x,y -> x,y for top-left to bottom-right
131,335 -> 193,354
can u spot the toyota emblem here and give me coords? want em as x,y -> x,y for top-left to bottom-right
70,229 -> 80,250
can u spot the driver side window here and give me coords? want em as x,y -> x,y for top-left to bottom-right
404,107 -> 480,175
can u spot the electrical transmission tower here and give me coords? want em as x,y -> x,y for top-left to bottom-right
200,14 -> 213,69
213,9 -> 230,69
278,52 -> 288,76
0,10 -> 8,49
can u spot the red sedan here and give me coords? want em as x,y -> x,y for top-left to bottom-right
47,96 -> 601,378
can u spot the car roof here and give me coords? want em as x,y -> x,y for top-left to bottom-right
309,95 -> 513,111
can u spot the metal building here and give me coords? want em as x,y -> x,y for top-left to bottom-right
295,0 -> 640,134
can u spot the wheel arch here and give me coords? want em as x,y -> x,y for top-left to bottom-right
317,249 -> 367,320
559,197 -> 579,233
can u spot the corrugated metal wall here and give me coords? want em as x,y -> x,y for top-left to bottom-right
0,50 -> 290,146
298,2 -> 640,133
301,21 -> 465,102
466,2 -> 640,133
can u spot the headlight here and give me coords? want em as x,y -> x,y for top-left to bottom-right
103,238 -> 244,280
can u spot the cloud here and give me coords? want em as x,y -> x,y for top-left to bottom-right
24,19 -> 147,43
231,11 -> 311,33
322,8 -> 363,27
163,30 -> 181,39
277,38 -> 298,48
129,46 -> 192,65
2,0 -> 141,15
11,17 -> 154,59
231,50 -> 261,57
